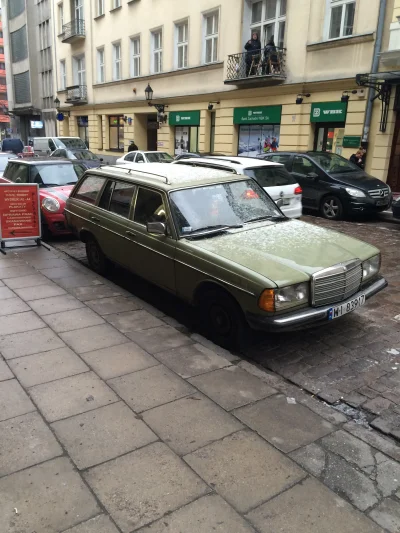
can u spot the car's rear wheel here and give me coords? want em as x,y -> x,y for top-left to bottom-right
320,195 -> 344,220
85,236 -> 110,275
198,287 -> 248,350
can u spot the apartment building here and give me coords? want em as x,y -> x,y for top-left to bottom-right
53,0 -> 399,190
0,6 -> 10,139
2,0 -> 57,144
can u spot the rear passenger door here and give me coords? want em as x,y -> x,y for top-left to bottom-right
291,156 -> 323,208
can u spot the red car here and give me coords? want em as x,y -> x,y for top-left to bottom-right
0,158 -> 86,238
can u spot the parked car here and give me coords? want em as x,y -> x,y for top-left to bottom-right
174,152 -> 227,161
174,156 -> 302,218
116,151 -> 174,164
32,137 -> 88,157
0,158 -> 86,237
65,162 -> 386,348
393,196 -> 400,220
50,148 -> 103,168
0,152 -> 17,177
1,138 -> 24,155
259,151 -> 392,220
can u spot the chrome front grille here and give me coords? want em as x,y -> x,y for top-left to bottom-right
368,187 -> 389,198
312,260 -> 362,307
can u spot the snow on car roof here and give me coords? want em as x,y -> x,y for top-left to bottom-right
179,156 -> 282,168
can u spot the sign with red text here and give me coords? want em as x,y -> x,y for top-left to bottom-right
0,184 -> 41,241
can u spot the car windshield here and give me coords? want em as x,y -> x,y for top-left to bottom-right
58,138 -> 87,149
146,152 -> 174,163
170,179 -> 283,237
0,155 -> 14,171
308,152 -> 360,174
72,150 -> 99,161
244,166 -> 297,187
31,164 -> 85,187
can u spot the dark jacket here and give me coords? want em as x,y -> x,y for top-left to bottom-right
264,39 -> 278,61
128,142 -> 138,152
350,154 -> 364,169
2,138 -> 24,155
245,36 -> 261,61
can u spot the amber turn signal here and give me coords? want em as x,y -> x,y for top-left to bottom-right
258,289 -> 275,312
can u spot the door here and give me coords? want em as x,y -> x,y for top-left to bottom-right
131,186 -> 176,292
77,57 -> 86,86
291,155 -> 324,209
314,123 -> 346,152
147,115 -> 158,150
75,0 -> 83,19
387,112 -> 400,192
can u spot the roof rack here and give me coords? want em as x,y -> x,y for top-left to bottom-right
174,160 -> 237,174
97,164 -> 169,183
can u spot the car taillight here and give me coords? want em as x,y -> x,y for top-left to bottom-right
294,186 -> 302,195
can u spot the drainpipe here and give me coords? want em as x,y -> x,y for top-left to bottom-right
362,0 -> 388,145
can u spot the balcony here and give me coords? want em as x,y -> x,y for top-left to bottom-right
224,49 -> 286,86
0,70 -> 6,78
0,86 -> 7,94
65,85 -> 88,105
61,19 -> 85,44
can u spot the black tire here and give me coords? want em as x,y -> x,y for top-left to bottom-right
198,287 -> 248,350
320,195 -> 344,220
85,236 -> 110,275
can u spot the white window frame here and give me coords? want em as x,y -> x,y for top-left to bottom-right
248,0 -> 286,49
58,2 -> 64,33
324,0 -> 356,40
203,10 -> 219,64
74,55 -> 86,86
112,0 -> 121,9
175,20 -> 188,69
97,0 -> 105,16
74,0 -> 83,20
151,29 -> 163,74
97,47 -> 105,83
113,42 -> 122,81
130,36 -> 140,77
59,59 -> 66,90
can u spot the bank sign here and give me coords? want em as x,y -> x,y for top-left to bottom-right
311,102 -> 347,123
233,105 -> 282,125
169,111 -> 200,126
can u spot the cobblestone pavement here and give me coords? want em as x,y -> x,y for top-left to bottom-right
1,244 -> 400,532
51,215 -> 400,442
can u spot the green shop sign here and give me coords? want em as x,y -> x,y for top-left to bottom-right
169,111 -> 200,126
233,105 -> 282,125
343,135 -> 362,148
311,102 -> 347,123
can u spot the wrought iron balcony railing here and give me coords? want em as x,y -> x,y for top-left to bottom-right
225,48 -> 286,85
65,85 -> 88,104
61,19 -> 85,43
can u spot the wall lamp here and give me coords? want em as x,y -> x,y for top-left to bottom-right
144,83 -> 168,114
341,90 -> 358,103
208,101 -> 220,111
296,93 -> 311,105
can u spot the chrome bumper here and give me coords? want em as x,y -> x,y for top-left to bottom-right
246,276 -> 388,332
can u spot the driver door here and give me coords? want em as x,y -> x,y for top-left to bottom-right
291,156 -> 323,209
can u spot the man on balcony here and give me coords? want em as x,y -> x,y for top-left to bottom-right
244,32 -> 261,77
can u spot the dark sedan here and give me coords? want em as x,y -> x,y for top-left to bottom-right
260,151 -> 392,220
50,148 -> 103,169
393,196 -> 400,220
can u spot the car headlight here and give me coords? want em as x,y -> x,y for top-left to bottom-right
259,282 -> 309,312
42,197 -> 60,213
362,254 -> 380,281
345,187 -> 366,198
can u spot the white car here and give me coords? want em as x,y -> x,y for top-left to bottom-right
174,156 -> 303,218
0,152 -> 18,178
116,151 -> 174,164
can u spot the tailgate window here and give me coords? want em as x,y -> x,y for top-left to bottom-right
244,166 -> 297,188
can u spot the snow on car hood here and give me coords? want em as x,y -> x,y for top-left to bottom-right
186,219 -> 379,287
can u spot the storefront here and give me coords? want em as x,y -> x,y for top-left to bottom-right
77,116 -> 89,148
109,115 -> 125,152
310,102 -> 347,153
233,105 -> 282,157
169,111 -> 200,155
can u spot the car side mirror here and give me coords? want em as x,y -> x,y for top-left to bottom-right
147,221 -> 166,235
100,158 -> 104,162
307,172 -> 319,180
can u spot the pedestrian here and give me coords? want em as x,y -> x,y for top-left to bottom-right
349,148 -> 365,169
127,140 -> 138,152
271,137 -> 279,152
244,32 -> 261,77
264,36 -> 278,73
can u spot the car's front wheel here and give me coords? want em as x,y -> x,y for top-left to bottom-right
85,236 -> 110,275
198,288 -> 248,350
320,195 -> 344,220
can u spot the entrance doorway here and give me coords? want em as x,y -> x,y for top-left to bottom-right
314,123 -> 346,153
147,115 -> 158,151
387,112 -> 400,192
77,116 -> 88,148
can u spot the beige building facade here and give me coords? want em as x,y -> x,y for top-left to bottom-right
52,0 -> 400,191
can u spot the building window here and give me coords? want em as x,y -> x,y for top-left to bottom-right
130,37 -> 140,77
60,60 -> 66,90
327,0 -> 355,39
97,48 -> 105,83
204,11 -> 219,64
97,0 -> 104,16
249,0 -> 286,48
112,0 -> 121,8
151,30 -> 163,73
113,43 -> 121,80
0,63 -> 5,70
8,0 -> 25,19
10,26 -> 28,63
58,3 -> 64,33
75,0 -> 84,20
109,115 -> 124,151
176,21 -> 188,69
74,55 -> 86,85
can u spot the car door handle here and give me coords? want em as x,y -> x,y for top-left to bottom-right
90,216 -> 100,222
126,231 -> 136,238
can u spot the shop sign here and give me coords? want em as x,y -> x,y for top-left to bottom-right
0,184 -> 41,242
311,102 -> 347,123
343,135 -> 361,148
169,111 -> 200,126
233,105 -> 282,125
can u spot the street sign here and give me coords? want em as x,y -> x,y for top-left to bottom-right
0,184 -> 41,244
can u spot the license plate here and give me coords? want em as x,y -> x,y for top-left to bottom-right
282,198 -> 291,206
328,294 -> 365,320
376,199 -> 388,206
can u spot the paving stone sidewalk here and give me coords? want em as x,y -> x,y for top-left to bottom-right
0,244 -> 400,532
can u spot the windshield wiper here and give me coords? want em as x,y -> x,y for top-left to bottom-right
185,224 -> 243,238
246,215 -> 287,223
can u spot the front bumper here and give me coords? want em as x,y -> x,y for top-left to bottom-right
246,276 -> 388,332
345,195 -> 393,214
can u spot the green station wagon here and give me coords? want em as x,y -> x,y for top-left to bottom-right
65,163 -> 387,347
